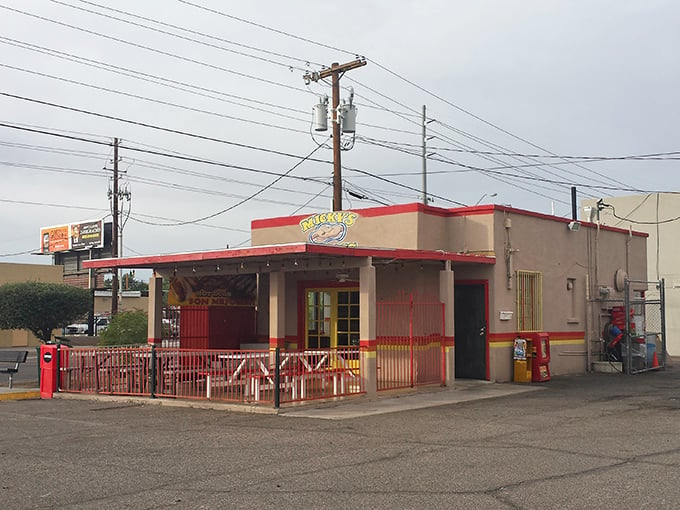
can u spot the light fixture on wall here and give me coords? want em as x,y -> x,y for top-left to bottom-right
567,221 -> 581,232
336,272 -> 350,282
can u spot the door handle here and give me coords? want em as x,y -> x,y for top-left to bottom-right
479,326 -> 486,336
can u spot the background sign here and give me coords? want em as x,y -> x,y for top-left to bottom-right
70,219 -> 103,250
40,219 -> 104,253
40,225 -> 69,253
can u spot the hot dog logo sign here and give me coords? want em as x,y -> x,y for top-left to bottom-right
300,212 -> 359,247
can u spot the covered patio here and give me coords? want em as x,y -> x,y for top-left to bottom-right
83,243 -> 494,400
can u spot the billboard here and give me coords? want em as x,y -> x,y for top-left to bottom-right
70,219 -> 104,250
40,219 -> 104,254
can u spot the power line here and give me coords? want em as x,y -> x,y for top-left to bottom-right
70,0 -> 322,68
600,201 -> 680,225
0,158 -> 331,209
0,249 -> 36,258
177,0 -> 358,57
0,4 -> 311,95
136,140 -> 329,226
1,63 -> 310,135
0,93 -> 331,164
0,101 -> 465,206
170,1 -> 636,194
0,36 -> 310,119
357,136 -> 680,164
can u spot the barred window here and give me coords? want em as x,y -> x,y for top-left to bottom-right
517,270 -> 543,331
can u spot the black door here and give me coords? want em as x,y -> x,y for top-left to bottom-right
454,284 -> 487,379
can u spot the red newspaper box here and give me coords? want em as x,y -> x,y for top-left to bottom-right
527,332 -> 551,382
40,344 -> 59,399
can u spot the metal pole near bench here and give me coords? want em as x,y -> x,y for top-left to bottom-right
274,347 -> 281,410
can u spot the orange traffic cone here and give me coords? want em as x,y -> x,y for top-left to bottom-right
652,351 -> 660,368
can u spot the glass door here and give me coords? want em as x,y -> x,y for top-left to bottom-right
306,288 -> 359,349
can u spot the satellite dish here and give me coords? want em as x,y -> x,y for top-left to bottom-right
614,268 -> 628,291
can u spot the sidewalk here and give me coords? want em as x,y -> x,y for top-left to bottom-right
280,380 -> 543,419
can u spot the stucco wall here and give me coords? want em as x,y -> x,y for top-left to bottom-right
0,262 -> 64,347
583,193 -> 678,355
249,203 -> 647,380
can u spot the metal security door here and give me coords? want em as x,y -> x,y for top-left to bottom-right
454,283 -> 488,379
376,294 -> 445,391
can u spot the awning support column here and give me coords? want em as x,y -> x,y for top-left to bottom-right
147,274 -> 163,346
360,257 -> 377,393
269,271 -> 286,350
440,260 -> 455,385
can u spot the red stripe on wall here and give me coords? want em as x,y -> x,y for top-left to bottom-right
488,331 -> 585,343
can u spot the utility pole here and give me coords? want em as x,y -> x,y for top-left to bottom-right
304,58 -> 366,211
111,137 -> 119,316
422,105 -> 427,205
421,105 -> 435,205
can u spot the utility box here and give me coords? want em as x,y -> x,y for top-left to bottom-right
528,332 -> 551,382
513,338 -> 532,383
40,344 -> 59,399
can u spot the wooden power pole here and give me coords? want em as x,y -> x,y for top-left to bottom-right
304,58 -> 366,212
111,137 -> 119,315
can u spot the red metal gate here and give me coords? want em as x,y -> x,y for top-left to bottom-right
376,294 -> 445,391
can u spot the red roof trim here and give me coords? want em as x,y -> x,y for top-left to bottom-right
83,243 -> 496,269
252,202 -> 647,237
251,203 -> 449,229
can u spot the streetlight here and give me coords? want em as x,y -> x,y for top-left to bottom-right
474,192 -> 498,206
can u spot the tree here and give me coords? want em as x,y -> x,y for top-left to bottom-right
0,281 -> 91,343
98,310 -> 148,346
103,271 -> 148,292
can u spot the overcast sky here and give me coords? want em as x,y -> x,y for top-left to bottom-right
1,0 -> 678,265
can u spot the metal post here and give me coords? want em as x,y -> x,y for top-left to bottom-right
409,294 -> 414,387
274,347 -> 281,409
624,279 -> 631,375
150,344 -> 157,398
440,303 -> 446,386
660,278 -> 666,367
55,344 -> 61,392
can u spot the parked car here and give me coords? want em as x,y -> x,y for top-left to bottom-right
65,316 -> 110,335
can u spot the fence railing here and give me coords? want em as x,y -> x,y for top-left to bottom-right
58,346 -> 363,405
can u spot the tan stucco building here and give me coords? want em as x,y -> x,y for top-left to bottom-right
583,193 -> 678,355
0,262 -> 63,347
85,202 -> 647,389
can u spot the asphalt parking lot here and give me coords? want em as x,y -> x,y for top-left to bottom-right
1,360 -> 679,509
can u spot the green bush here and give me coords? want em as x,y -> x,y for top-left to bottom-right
0,281 -> 91,343
98,310 -> 148,346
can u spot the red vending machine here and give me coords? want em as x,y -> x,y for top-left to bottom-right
528,332 -> 551,382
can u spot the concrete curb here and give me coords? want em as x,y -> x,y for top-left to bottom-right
53,392 -> 280,415
0,390 -> 41,401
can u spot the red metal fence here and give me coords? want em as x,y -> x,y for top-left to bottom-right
58,346 -> 363,405
376,295 -> 445,391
